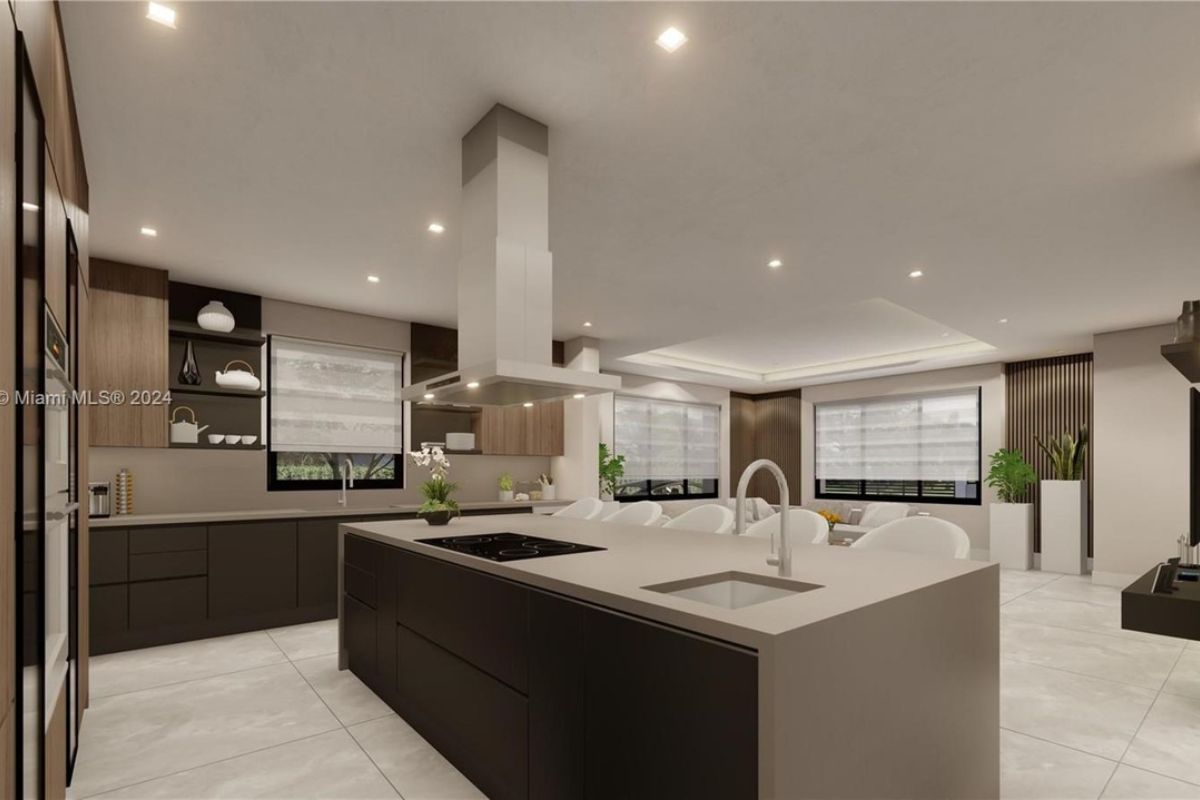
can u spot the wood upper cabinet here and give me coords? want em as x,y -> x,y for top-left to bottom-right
479,400 -> 563,456
89,259 -> 169,447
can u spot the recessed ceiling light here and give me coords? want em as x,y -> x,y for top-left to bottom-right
140,226 -> 158,237
466,381 -> 480,389
583,321 -> 593,328
656,27 -> 687,53
366,275 -> 381,283
523,402 -> 534,408
998,318 -> 1009,324
941,332 -> 950,338
908,269 -> 924,278
423,392 -> 435,400
22,202 -> 38,212
146,2 -> 176,28
427,222 -> 445,234
573,393 -> 586,400
768,259 -> 783,269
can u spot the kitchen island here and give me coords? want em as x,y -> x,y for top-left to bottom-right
339,513 -> 998,800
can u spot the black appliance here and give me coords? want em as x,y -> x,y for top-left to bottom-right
416,532 -> 605,562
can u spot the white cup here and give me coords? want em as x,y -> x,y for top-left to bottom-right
207,434 -> 225,445
225,435 -> 242,445
241,435 -> 258,445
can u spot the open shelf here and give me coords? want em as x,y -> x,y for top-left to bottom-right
169,442 -> 265,451
170,385 -> 265,399
169,320 -> 265,347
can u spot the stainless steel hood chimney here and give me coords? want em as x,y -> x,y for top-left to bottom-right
401,104 -> 620,406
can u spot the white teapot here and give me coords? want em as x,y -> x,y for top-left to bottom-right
170,406 -> 209,444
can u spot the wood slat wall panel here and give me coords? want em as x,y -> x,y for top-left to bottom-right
1004,353 -> 1094,554
730,391 -> 802,505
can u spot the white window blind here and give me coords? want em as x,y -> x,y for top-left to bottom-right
614,396 -> 720,481
269,336 -> 404,454
814,389 -> 980,482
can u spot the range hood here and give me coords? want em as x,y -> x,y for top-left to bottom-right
401,105 -> 621,406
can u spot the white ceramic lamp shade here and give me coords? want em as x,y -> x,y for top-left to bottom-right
197,300 -> 236,333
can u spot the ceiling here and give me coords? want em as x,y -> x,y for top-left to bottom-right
62,1 -> 1200,390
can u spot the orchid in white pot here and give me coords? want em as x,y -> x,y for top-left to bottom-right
409,445 -> 459,525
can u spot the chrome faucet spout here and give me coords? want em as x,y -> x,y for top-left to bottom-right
338,458 -> 355,507
734,459 -> 792,577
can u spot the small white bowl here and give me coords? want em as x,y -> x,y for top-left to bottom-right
225,435 -> 242,445
207,434 -> 225,445
241,435 -> 258,445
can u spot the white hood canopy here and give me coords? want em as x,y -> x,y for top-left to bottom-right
401,104 -> 620,406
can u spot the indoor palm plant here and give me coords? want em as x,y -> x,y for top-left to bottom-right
598,443 -> 625,499
985,449 -> 1037,569
409,445 -> 459,525
1035,426 -> 1089,574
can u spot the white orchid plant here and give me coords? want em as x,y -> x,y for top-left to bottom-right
409,445 -> 459,517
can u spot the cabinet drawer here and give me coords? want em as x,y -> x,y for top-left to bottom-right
91,584 -> 129,635
345,563 -> 377,609
344,533 -> 381,572
129,577 -> 207,629
344,593 -> 378,677
129,550 -> 206,582
396,624 -> 528,800
129,525 -> 207,554
91,529 -> 128,585
396,550 -> 528,693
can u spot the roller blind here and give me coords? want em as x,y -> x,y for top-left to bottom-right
269,336 -> 405,454
814,388 -> 980,482
614,396 -> 720,481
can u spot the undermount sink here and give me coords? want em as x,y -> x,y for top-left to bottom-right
643,571 -> 822,610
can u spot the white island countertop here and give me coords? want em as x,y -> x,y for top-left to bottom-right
342,512 -> 995,649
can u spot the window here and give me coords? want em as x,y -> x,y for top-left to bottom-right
267,336 -> 405,491
613,396 -> 720,501
814,388 -> 981,505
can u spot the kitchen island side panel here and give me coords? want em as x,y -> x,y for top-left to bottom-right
761,564 -> 999,799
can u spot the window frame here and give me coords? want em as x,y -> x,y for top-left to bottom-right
813,387 -> 983,507
612,395 -> 721,503
265,334 -> 405,492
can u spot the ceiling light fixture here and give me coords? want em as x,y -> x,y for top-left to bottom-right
140,226 -> 158,237
523,402 -> 534,408
656,27 -> 688,53
366,275 -> 380,284
998,318 -> 1009,324
583,321 -> 593,328
573,393 -> 586,400
908,269 -> 924,278
423,393 -> 435,400
427,222 -> 445,234
466,381 -> 480,389
768,259 -> 783,269
21,202 -> 38,212
146,2 -> 176,28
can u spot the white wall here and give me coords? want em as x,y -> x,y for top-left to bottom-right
1092,325 -> 1192,586
800,363 -> 1006,557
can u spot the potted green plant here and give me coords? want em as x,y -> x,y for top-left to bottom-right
985,449 -> 1037,570
538,472 -> 556,502
498,473 -> 514,503
598,443 -> 625,500
408,446 -> 459,526
1035,426 -> 1089,574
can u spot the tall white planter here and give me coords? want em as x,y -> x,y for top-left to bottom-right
990,503 -> 1034,570
1040,480 -> 1088,574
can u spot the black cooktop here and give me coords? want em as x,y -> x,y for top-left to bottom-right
416,532 -> 605,562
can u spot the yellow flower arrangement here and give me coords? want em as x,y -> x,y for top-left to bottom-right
816,508 -> 843,530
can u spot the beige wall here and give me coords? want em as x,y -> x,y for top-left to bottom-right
1092,324 -> 1191,585
87,298 -> 550,513
800,363 -> 1006,556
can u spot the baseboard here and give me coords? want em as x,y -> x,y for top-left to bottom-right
1092,570 -> 1139,589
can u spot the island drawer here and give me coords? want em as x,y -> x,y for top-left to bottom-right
344,563 -> 377,609
395,623 -> 528,800
395,549 -> 529,693
129,525 -> 207,554
129,550 -> 207,582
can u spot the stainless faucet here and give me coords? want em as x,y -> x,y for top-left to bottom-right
734,459 -> 792,578
338,458 -> 355,507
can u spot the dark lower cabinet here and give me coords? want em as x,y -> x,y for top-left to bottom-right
208,521 -> 298,619
343,535 -> 760,800
298,518 -> 341,612
129,577 -> 207,629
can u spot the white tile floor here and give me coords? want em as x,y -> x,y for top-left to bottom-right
69,573 -> 1200,799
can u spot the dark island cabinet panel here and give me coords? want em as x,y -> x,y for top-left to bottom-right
395,548 -> 529,693
209,521 -> 298,618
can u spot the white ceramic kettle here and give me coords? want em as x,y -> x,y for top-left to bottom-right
170,405 -> 209,444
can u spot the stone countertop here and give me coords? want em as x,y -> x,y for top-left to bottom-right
89,500 -> 571,529
342,513 -> 995,650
